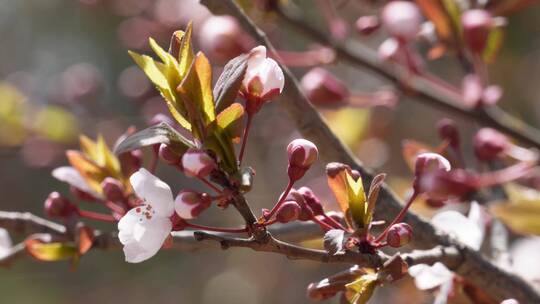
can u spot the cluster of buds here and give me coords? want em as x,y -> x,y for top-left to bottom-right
287,139 -> 319,182
240,46 -> 285,116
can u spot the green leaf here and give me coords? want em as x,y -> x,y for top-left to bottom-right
176,52 -> 216,139
129,50 -> 191,130
25,239 -> 78,262
214,53 -> 248,112
345,273 -> 379,304
346,173 -> 368,229
215,103 -> 245,142
178,22 -> 194,77
365,174 -> 385,226
114,122 -> 195,155
482,27 -> 504,64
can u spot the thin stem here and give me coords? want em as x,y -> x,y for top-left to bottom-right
149,145 -> 159,174
310,215 -> 335,232
186,222 -> 247,233
238,114 -> 253,165
197,176 -> 223,194
78,210 -> 116,222
321,212 -> 349,231
373,190 -> 419,243
263,180 -> 295,221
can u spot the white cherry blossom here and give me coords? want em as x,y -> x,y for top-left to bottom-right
0,228 -> 12,259
408,202 -> 485,292
52,166 -> 101,199
118,168 -> 175,263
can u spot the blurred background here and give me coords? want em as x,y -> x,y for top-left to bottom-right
0,0 -> 539,303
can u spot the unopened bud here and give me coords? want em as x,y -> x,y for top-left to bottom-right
437,119 -> 460,148
287,139 -> 318,181
241,46 -> 285,115
276,201 -> 301,223
101,177 -> 125,202
44,192 -> 77,218
386,222 -> 413,247
174,190 -> 212,219
381,1 -> 422,41
355,15 -> 380,36
306,282 -> 337,301
181,149 -> 217,178
158,143 -> 181,165
298,186 -> 324,215
198,15 -> 250,62
301,68 -> 349,107
414,153 -> 451,177
378,38 -> 400,62
418,168 -> 476,201
461,9 -> 493,54
473,128 -> 508,161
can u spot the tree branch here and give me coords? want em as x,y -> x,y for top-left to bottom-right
272,4 -> 540,150
199,1 -> 540,302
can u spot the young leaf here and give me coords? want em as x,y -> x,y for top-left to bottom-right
345,273 -> 379,304
114,122 -> 195,155
365,173 -> 386,226
178,22 -> 195,77
326,162 -> 354,217
482,27 -> 504,64
324,229 -> 346,255
214,53 -> 248,112
414,0 -> 455,44
25,239 -> 78,262
66,150 -> 107,194
346,173 -> 368,229
96,135 -> 121,174
176,52 -> 216,139
214,103 -> 245,142
75,224 -> 95,255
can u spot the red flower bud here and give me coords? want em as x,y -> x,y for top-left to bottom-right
437,118 -> 460,148
301,68 -> 349,107
174,190 -> 212,219
287,139 -> 318,181
158,143 -> 181,165
473,128 -> 508,161
386,222 -> 413,247
418,169 -> 477,201
181,149 -> 217,178
355,15 -> 380,36
298,186 -> 324,215
44,192 -> 77,218
461,9 -> 493,54
276,201 -> 301,223
101,177 -> 125,202
381,1 -> 422,41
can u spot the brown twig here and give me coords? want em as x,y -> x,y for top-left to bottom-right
271,4 -> 540,150
198,1 -> 540,302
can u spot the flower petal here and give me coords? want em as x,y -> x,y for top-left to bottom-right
130,168 -> 174,216
408,262 -> 453,290
431,209 -> 484,250
117,206 -> 172,263
0,228 -> 12,259
52,166 -> 100,198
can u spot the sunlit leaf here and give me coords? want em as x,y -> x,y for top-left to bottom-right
114,122 -> 195,155
324,108 -> 369,149
414,0 -> 454,43
345,273 -> 379,304
76,225 -> 94,255
32,106 -> 79,143
327,163 -> 353,218
96,135 -> 121,174
365,174 -> 385,226
25,239 -> 78,262
178,22 -> 195,77
214,103 -> 245,143
490,184 -> 540,235
128,51 -> 191,130
346,173 -> 368,229
66,150 -> 107,194
482,27 -> 504,64
214,53 -> 248,112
